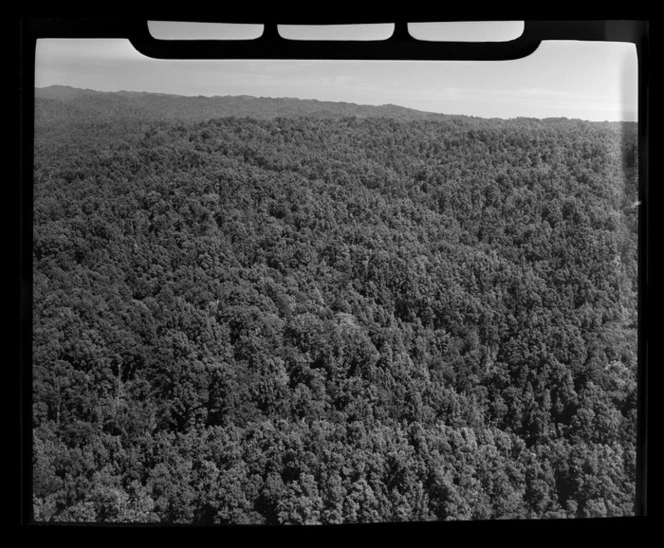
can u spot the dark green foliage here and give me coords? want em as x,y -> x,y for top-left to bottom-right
32,90 -> 638,523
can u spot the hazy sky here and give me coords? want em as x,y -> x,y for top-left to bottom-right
34,22 -> 638,121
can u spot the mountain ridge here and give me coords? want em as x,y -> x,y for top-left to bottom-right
34,85 -> 636,128
35,84 -> 455,123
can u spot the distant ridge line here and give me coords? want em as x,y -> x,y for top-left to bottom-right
34,85 -> 632,126
34,84 -> 454,122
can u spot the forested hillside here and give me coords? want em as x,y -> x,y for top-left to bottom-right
35,85 -> 456,125
32,89 -> 639,523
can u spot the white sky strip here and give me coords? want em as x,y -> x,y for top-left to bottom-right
407,21 -> 525,42
277,24 -> 395,41
147,21 -> 265,40
34,36 -> 638,122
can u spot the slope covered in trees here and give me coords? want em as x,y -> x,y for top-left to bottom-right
35,85 -> 458,125
32,89 -> 639,523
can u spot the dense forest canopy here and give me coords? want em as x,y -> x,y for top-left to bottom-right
32,87 -> 638,523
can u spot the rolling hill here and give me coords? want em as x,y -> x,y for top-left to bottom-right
35,85 -> 459,124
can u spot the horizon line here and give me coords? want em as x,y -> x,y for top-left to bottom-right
34,84 -> 637,124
